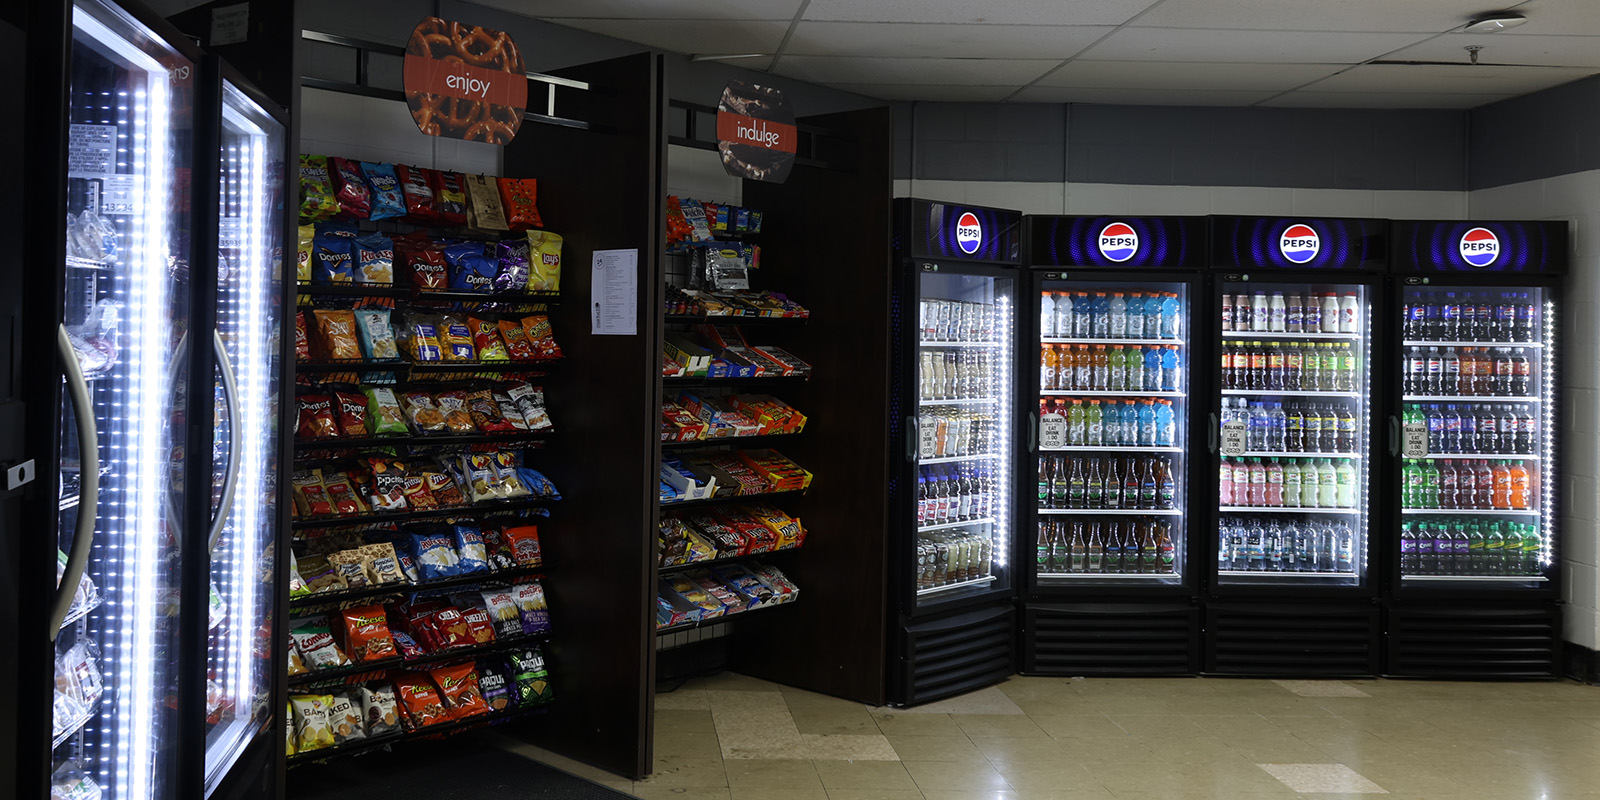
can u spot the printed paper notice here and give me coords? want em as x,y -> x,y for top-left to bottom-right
591,249 -> 638,336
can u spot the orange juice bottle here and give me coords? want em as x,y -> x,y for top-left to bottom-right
1041,343 -> 1059,391
1491,460 -> 1512,509
1508,461 -> 1530,509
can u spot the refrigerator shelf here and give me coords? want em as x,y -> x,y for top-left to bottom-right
657,600 -> 795,635
919,397 -> 999,406
916,575 -> 997,597
1403,395 -> 1538,403
293,430 -> 554,451
1043,445 -> 1182,453
1402,574 -> 1549,582
64,255 -> 113,271
661,488 -> 806,510
919,340 -> 1003,348
291,496 -> 558,531
289,566 -> 545,611
1414,453 -> 1539,460
288,631 -> 552,689
918,517 -> 995,533
52,696 -> 104,750
1042,390 -> 1184,398
1218,506 -> 1360,515
1037,572 -> 1177,581
1223,389 -> 1361,398
1041,337 -> 1183,346
1226,330 -> 1359,340
1401,508 -> 1539,516
662,432 -> 802,449
1236,451 -> 1361,459
1038,508 -> 1182,516
1216,570 -> 1356,578
1403,340 -> 1542,349
57,597 -> 104,632
285,704 -> 553,767
659,546 -> 800,575
919,453 -> 1000,465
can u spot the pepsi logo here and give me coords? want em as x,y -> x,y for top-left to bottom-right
1097,221 -> 1139,263
1459,227 -> 1500,267
955,212 -> 983,255
1279,223 -> 1321,265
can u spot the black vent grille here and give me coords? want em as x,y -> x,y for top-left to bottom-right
1206,602 -> 1378,677
901,605 -> 1014,706
1387,603 -> 1559,679
1025,603 -> 1198,676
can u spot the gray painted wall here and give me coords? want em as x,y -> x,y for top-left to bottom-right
1469,74 -> 1600,191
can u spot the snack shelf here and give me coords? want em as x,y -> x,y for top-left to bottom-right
918,453 -> 1000,465
1236,451 -> 1362,459
666,313 -> 808,325
294,430 -> 554,452
1401,508 -> 1539,516
660,488 -> 806,510
916,517 -> 995,534
286,704 -> 553,767
656,600 -> 795,636
1226,330 -> 1360,340
1223,389 -> 1361,398
661,432 -> 802,449
289,566 -> 545,611
407,289 -> 561,305
658,547 -> 799,575
1037,572 -> 1178,581
288,631 -> 551,689
57,596 -> 104,631
296,359 -> 408,374
1403,395 -> 1538,403
52,696 -> 103,750
296,282 -> 410,298
291,496 -> 559,531
916,575 -> 997,597
406,359 -> 563,375
1217,507 -> 1360,515
1041,337 -> 1182,346
1217,570 -> 1357,578
1403,340 -> 1542,348
1037,508 -> 1182,516
1402,574 -> 1549,582
1416,453 -> 1539,460
662,375 -> 810,387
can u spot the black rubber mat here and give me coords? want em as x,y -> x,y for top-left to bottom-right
287,738 -> 634,800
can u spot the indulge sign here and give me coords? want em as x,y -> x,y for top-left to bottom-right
716,79 -> 796,184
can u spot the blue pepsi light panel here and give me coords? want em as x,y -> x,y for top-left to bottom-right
897,198 -> 1022,264
1210,216 -> 1387,271
1391,220 -> 1568,274
1027,216 -> 1207,269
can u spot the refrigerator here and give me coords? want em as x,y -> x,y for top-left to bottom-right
1384,219 -> 1567,678
1203,216 -> 1387,676
888,199 -> 1022,705
1018,216 -> 1209,676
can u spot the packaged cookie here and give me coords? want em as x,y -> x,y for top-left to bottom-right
326,549 -> 370,589
357,683 -> 401,737
359,542 -> 405,585
525,230 -> 562,292
288,615 -> 349,670
363,386 -> 408,435
312,309 -> 363,361
290,694 -> 335,752
327,691 -> 366,743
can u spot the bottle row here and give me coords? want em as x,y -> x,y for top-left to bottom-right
1218,516 -> 1357,574
1403,292 -> 1538,342
1042,343 -> 1181,393
917,464 -> 999,528
1036,517 -> 1177,576
919,350 -> 997,401
1221,292 -> 1360,334
1040,398 -> 1178,448
1402,459 -> 1533,510
1223,399 -> 1358,454
1220,341 -> 1359,392
1403,346 -> 1534,397
920,299 -> 999,343
1401,518 -> 1543,577
1037,455 -> 1177,511
917,529 -> 995,590
1402,404 -> 1538,455
1219,457 -> 1359,509
1040,290 -> 1182,340
916,409 -> 998,460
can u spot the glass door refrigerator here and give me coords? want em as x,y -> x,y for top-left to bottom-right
1204,216 -> 1388,676
1019,216 -> 1208,676
889,199 -> 1022,706
13,1 -> 199,798
1384,220 -> 1567,678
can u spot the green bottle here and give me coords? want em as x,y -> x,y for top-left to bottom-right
1466,522 -> 1487,575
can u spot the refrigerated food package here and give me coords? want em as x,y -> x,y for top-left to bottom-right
53,642 -> 104,726
64,300 -> 120,376
290,694 -> 336,752
49,760 -> 103,800
526,230 -> 562,291
55,549 -> 99,619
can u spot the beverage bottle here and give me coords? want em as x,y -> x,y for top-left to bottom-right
1510,348 -> 1530,397
1521,524 -> 1540,575
1287,293 -> 1304,333
1248,342 -> 1267,390
1247,458 -> 1267,507
1491,460 -> 1511,509
1086,400 -> 1104,447
1281,343 -> 1302,391
1235,341 -> 1254,390
1092,345 -> 1110,390
1476,404 -> 1497,452
1050,455 -> 1070,509
946,351 -> 962,397
1251,292 -> 1269,332
1517,404 -> 1536,454
1246,401 -> 1265,451
1219,456 -> 1235,506
1419,460 -> 1440,508
1484,523 -> 1506,576
1442,347 -> 1460,395
1447,522 -> 1468,575
1036,521 -> 1050,573
1086,524 -> 1105,573
1123,452 -> 1141,504
1334,522 -> 1355,573
1419,297 -> 1439,341
1086,457 -> 1105,509
1246,519 -> 1266,571
1401,521 -> 1418,573
1405,348 -> 1425,394
1091,292 -> 1110,337
1071,292 -> 1091,337
1110,345 -> 1128,391
1140,457 -> 1158,509
1301,403 -> 1321,453
1491,292 -> 1511,339
1106,457 -> 1124,508
1067,400 -> 1086,446
1402,460 -> 1423,508
1041,291 -> 1056,338
1284,521 -> 1303,572
1424,347 -> 1442,395
1143,346 -> 1163,392
1460,292 -> 1477,340
1471,459 -> 1493,508
1516,292 -> 1535,341
1221,293 -> 1234,332
1071,344 -> 1089,390
1109,292 -> 1127,338
1460,403 -> 1479,453
1424,405 -> 1443,452
1339,292 -> 1359,333
1501,523 -> 1523,576
1337,343 -> 1356,392
1143,293 -> 1163,339
1317,458 -> 1339,509
1490,348 -> 1510,396
1156,457 -> 1176,509
1321,293 -> 1340,334
1269,291 -> 1287,332
1042,346 -> 1059,393
1138,400 -> 1156,447
1154,400 -> 1175,447
1140,525 -> 1160,574
1124,522 -> 1144,572
1220,342 -> 1235,389
1498,406 -> 1518,453
1285,402 -> 1304,452
1069,524 -> 1087,573
1069,456 -> 1088,509
1054,291 -> 1074,340
1335,459 -> 1356,508
1301,341 -> 1322,393
1282,459 -> 1302,507
1266,519 -> 1285,571
1105,522 -> 1124,574
1443,404 -> 1462,453
1416,521 -> 1439,574
1236,293 -> 1254,332
1267,402 -> 1287,451
1402,298 -> 1419,339
1161,346 -> 1181,392
1230,519 -> 1249,571
1156,521 -> 1175,573
1464,348 -> 1484,396
1037,457 -> 1052,509
1219,522 -> 1231,570
1439,461 -> 1458,509
1266,341 -> 1285,390
1462,521 -> 1484,574
1334,405 -> 1356,453
1265,458 -> 1284,507
1314,403 -> 1335,453
928,351 -> 946,399
1442,292 -> 1460,340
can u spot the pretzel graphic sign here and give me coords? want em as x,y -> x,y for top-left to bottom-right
716,80 -> 796,184
403,17 -> 528,145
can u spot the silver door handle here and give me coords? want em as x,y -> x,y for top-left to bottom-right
1208,412 -> 1219,453
1388,415 -> 1400,457
209,330 -> 241,554
52,325 -> 99,640
905,416 -> 917,463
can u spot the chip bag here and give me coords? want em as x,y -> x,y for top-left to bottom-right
299,155 -> 341,221
332,391 -> 369,437
296,224 -> 315,283
358,683 -> 401,737
328,157 -> 371,220
511,580 -> 551,635
312,309 -> 363,361
290,694 -> 335,752
526,230 -> 562,292
436,315 -> 476,361
466,389 -> 514,432
294,311 -> 311,362
353,232 -> 395,285
508,646 -> 554,706
393,674 -> 448,729
520,315 -> 562,360
327,692 -> 366,744
497,177 -> 541,231
479,589 -> 522,638
363,386 -> 408,435
444,241 -> 496,293
359,161 -> 405,221
341,604 -> 398,663
434,390 -> 477,432
502,525 -> 542,568
296,394 -> 340,440
468,317 -> 509,361
497,319 -> 538,361
494,239 -> 531,293
288,615 -> 349,670
394,164 -> 438,224
291,471 -> 334,517
312,225 -> 356,284
431,170 -> 468,227
396,233 -> 448,290
430,663 -> 489,720
478,659 -> 514,711
353,308 -> 399,362
401,318 -> 443,363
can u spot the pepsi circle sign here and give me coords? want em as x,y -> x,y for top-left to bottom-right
1459,227 -> 1500,267
1097,221 -> 1139,263
955,212 -> 983,255
1279,223 -> 1321,265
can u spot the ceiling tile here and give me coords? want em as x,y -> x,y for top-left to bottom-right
547,19 -> 790,54
1497,1 -> 1600,37
1132,0 -> 1494,32
1080,27 -> 1432,63
1038,60 -> 1347,91
1008,86 -> 1283,105
828,83 -> 1019,102
1300,62 -> 1598,94
1260,90 -> 1514,108
803,0 -> 1161,26
476,0 -> 802,19
784,22 -> 1113,59
772,56 -> 1059,86
1384,33 -> 1600,69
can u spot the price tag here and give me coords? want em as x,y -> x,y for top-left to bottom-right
1039,415 -> 1068,450
1402,422 -> 1429,458
918,421 -> 937,460
1220,420 -> 1247,456
99,175 -> 141,215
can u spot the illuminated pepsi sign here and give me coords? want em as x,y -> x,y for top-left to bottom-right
1391,220 -> 1567,274
1211,216 -> 1386,271
897,198 -> 1022,263
1028,216 -> 1206,269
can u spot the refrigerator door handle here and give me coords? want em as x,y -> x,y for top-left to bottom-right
1208,412 -> 1219,453
52,324 -> 99,641
906,415 -> 918,463
208,330 -> 241,553
1027,412 -> 1038,453
1388,415 -> 1400,457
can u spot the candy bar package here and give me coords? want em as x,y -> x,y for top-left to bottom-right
444,241 -> 497,293
393,673 -> 448,729
431,170 -> 468,227
327,692 -> 366,744
353,232 -> 396,285
358,161 -> 405,221
290,694 -> 335,752
358,683 -> 401,737
497,177 -> 542,231
298,155 -> 340,221
409,530 -> 462,581
296,224 -> 315,283
464,174 -> 510,232
394,164 -> 438,224
362,386 -> 408,435
312,309 -> 363,361
526,230 -> 562,292
296,394 -> 340,440
494,239 -> 531,293
391,630 -> 425,658
508,646 -> 554,706
329,157 -> 371,220
288,615 -> 349,670
478,658 -> 514,712
312,225 -> 356,284
511,580 -> 551,635
341,604 -> 398,663
332,391 -> 369,437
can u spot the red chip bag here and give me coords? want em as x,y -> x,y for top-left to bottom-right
520,315 -> 562,360
328,157 -> 371,220
333,391 -> 369,437
503,525 -> 542,567
321,472 -> 367,516
295,311 -> 311,362
497,320 -> 538,361
429,663 -> 489,720
400,475 -> 438,510
431,170 -> 468,227
292,470 -> 334,517
497,178 -> 542,231
296,394 -> 340,440
468,317 -> 509,361
394,164 -> 439,224
425,607 -> 472,650
396,233 -> 448,291
341,604 -> 398,663
393,673 -> 448,729
458,605 -> 496,644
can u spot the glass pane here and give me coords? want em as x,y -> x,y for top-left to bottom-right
204,81 -> 284,792
55,1 -> 193,798
1215,282 -> 1369,586
913,274 -> 1013,606
1398,286 -> 1549,585
1034,281 -> 1187,584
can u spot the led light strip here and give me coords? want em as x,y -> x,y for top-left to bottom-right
993,292 -> 1012,570
1542,297 -> 1555,568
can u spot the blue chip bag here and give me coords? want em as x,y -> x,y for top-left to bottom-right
444,241 -> 496,293
313,224 -> 358,284
452,523 -> 490,575
353,232 -> 395,285
359,161 -> 406,221
410,530 -> 462,581
517,468 -> 561,500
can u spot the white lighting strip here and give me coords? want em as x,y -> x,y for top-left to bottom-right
1360,284 -> 1371,582
1542,297 -> 1555,568
994,291 -> 1012,570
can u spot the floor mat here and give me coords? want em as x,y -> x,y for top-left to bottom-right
288,737 -> 633,800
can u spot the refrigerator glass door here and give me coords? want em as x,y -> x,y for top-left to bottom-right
1034,280 -> 1187,584
54,1 -> 193,797
1397,286 -> 1550,586
202,80 -> 284,792
913,272 -> 1014,608
1214,282 -> 1369,587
